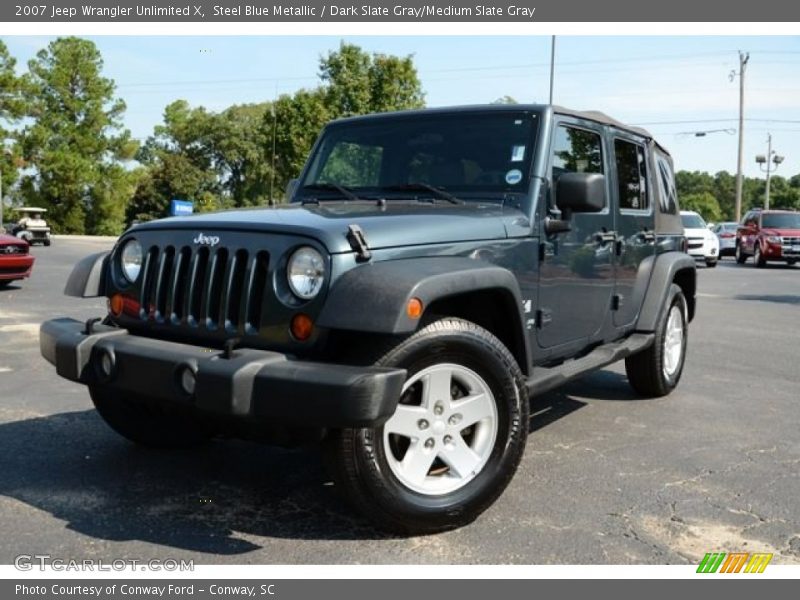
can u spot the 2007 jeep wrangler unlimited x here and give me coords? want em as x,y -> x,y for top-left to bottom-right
41,105 -> 695,533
